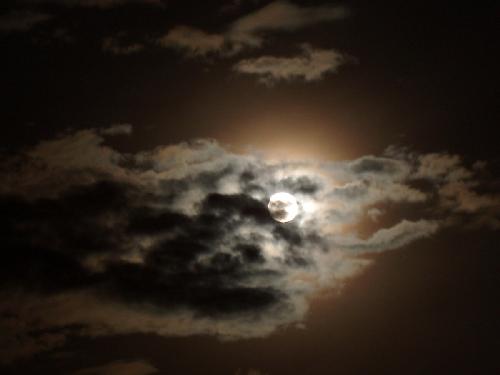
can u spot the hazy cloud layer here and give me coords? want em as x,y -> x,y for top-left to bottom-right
73,360 -> 159,375
102,36 -> 144,55
0,127 -> 497,363
0,10 -> 52,32
234,45 -> 346,84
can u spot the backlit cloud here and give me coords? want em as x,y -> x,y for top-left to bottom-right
0,127 -> 497,363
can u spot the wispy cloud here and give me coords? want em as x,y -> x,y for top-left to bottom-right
233,44 -> 346,84
102,36 -> 144,55
228,0 -> 348,48
101,123 -> 134,135
157,1 -> 348,56
157,26 -> 226,57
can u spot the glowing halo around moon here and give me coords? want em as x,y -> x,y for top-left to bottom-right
268,192 -> 299,223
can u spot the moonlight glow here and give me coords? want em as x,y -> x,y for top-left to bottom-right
268,192 -> 299,223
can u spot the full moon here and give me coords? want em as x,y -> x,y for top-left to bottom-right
268,192 -> 299,223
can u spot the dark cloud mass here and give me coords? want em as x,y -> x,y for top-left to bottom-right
0,127 -> 497,364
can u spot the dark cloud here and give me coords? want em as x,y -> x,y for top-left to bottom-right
102,36 -> 144,55
280,175 -> 319,195
349,155 -> 408,176
201,193 -> 272,224
0,127 -> 497,363
0,10 -> 52,33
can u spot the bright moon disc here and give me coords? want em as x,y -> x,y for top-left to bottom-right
268,192 -> 299,223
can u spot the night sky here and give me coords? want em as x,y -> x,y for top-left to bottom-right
1,1 -> 498,374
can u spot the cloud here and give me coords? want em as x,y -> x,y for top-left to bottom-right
0,128 -> 496,363
157,26 -> 226,57
102,36 -> 144,55
0,11 -> 52,33
228,0 -> 348,48
101,123 -> 134,135
367,207 -> 383,222
415,153 -> 472,181
439,180 -> 498,213
73,360 -> 159,375
334,219 -> 440,253
158,1 -> 348,56
408,152 -> 500,220
233,45 -> 346,84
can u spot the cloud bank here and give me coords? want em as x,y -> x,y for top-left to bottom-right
0,126 -> 497,363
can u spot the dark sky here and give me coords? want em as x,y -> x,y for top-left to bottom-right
3,1 -> 498,157
0,1 -> 498,374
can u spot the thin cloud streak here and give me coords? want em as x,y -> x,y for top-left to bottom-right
233,45 -> 346,85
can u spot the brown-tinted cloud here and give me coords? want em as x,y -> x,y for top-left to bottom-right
72,359 -> 159,375
228,0 -> 348,48
157,1 -> 348,56
157,26 -> 226,57
233,45 -> 346,85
